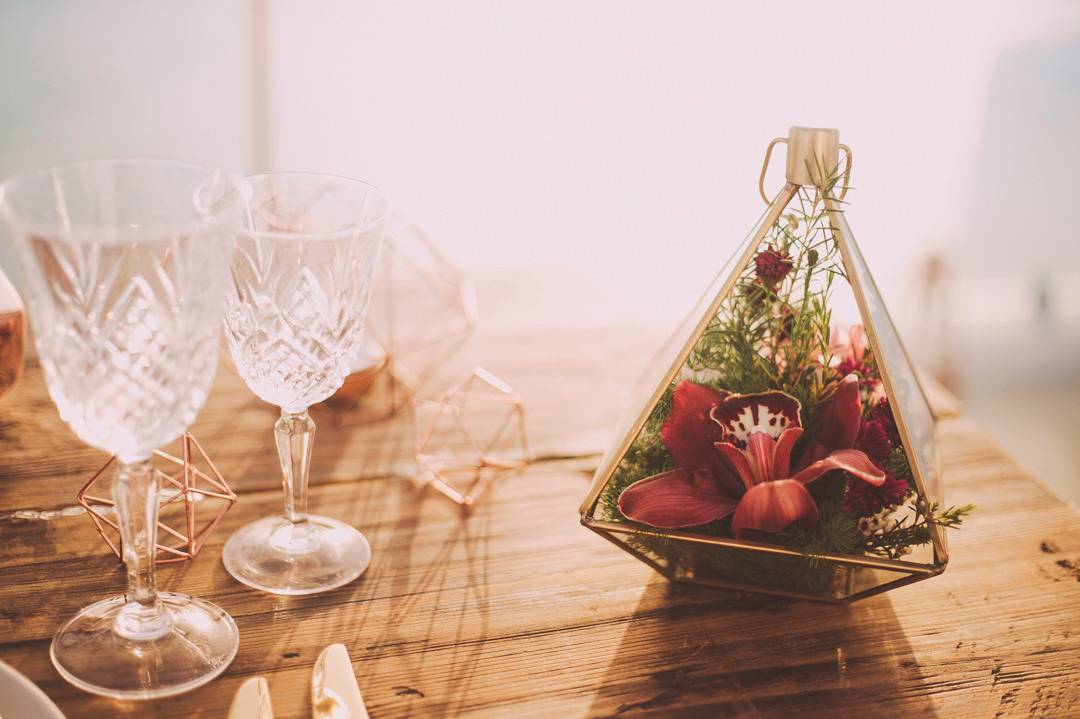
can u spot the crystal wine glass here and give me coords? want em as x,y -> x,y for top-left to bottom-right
222,173 -> 387,595
0,159 -> 243,699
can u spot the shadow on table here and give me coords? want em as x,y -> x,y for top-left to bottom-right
332,481 -> 494,718
586,580 -> 939,718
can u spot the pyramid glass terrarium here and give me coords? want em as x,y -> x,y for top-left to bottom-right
579,127 -> 971,603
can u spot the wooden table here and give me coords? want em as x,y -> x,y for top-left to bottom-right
1,319 -> 1079,718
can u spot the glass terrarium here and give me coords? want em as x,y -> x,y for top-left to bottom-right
579,127 -> 971,603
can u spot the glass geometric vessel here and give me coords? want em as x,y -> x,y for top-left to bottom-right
579,127 -> 964,603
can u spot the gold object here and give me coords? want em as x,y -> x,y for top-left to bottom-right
580,126 -> 947,603
760,126 -> 851,203
414,367 -> 529,509
77,433 -> 237,563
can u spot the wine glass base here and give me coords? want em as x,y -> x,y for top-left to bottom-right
49,592 -> 239,700
222,515 -> 372,595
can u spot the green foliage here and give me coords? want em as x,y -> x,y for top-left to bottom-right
883,446 -> 913,482
864,503 -> 974,560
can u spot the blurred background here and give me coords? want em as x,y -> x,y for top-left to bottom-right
1,0 -> 1077,502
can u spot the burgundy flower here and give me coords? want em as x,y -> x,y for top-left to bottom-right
842,471 -> 910,517
856,419 -> 892,463
754,247 -> 793,285
618,378 -> 885,537
867,397 -> 900,445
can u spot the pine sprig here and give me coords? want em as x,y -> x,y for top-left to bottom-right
864,503 -> 974,560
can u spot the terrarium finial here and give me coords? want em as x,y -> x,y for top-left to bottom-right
759,126 -> 852,203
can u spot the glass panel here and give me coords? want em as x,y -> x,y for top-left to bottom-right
591,526 -> 677,576
830,208 -> 942,509
684,555 -> 923,601
598,527 -> 927,601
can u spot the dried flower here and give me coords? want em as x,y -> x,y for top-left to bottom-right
754,246 -> 793,285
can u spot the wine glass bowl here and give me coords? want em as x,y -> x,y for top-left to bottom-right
222,173 -> 387,595
0,159 -> 243,699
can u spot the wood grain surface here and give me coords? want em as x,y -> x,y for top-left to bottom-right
1,319 -> 1078,718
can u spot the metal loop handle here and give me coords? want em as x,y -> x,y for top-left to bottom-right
758,137 -> 786,204
837,143 -> 853,201
759,137 -> 854,203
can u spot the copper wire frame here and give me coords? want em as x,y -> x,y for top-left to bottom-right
579,156 -> 949,603
318,222 -> 478,424
413,367 -> 530,509
76,433 -> 237,563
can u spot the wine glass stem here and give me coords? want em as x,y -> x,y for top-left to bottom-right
112,457 -> 170,640
276,409 -> 315,535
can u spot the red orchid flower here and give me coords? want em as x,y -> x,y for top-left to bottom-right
618,375 -> 884,537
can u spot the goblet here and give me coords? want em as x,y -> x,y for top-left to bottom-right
0,159 -> 243,698
222,173 -> 387,595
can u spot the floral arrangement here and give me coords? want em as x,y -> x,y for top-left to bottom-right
598,187 -> 971,590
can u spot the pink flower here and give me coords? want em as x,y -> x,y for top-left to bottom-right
834,324 -> 867,364
618,376 -> 885,537
831,324 -> 877,390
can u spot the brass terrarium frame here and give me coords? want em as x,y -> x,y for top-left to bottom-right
579,127 -> 947,603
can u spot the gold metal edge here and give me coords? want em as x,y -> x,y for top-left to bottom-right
583,516 -> 937,575
583,522 -> 677,581
845,570 -> 936,603
825,194 -> 949,562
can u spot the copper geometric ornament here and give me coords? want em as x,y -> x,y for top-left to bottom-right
413,367 -> 529,509
76,433 -> 237,563
318,219 -> 477,424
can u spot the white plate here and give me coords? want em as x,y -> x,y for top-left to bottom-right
0,660 -> 66,719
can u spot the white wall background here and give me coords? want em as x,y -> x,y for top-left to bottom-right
2,0 -> 1077,324
0,0 -> 253,285
262,0 -> 1080,329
